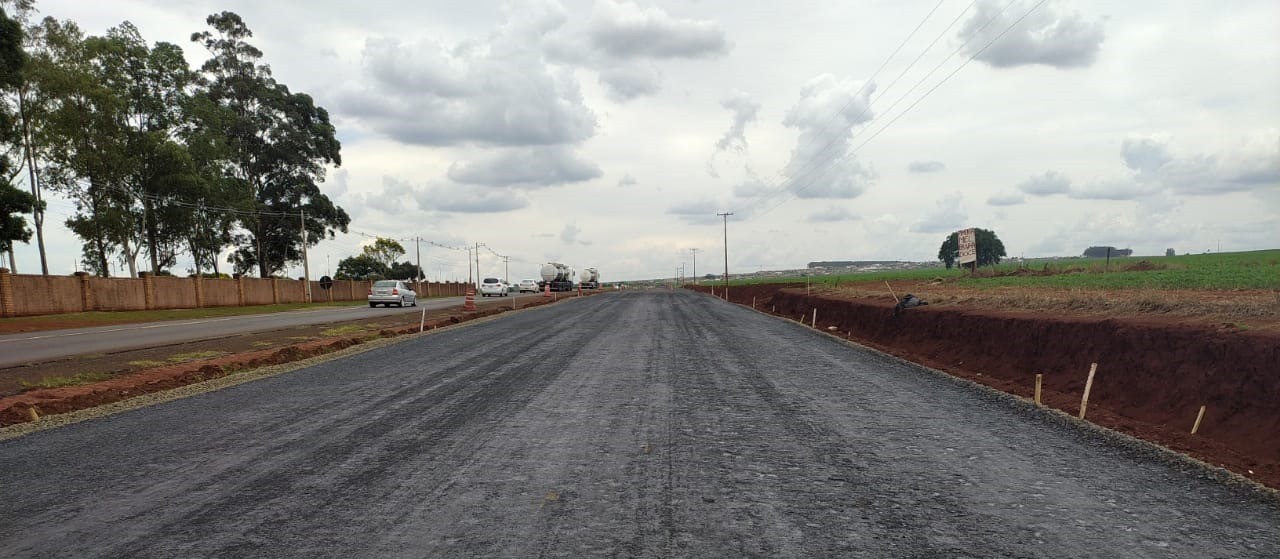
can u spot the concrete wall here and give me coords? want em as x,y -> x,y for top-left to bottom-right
0,268 -> 477,317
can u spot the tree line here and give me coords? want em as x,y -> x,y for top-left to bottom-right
0,1 -> 348,278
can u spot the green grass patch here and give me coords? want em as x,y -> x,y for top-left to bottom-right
126,360 -> 167,368
251,341 -> 275,348
166,351 -> 228,362
20,371 -> 114,389
320,324 -> 376,337
736,249 -> 1280,291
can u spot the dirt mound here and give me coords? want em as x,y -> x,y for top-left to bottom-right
696,284 -> 1280,489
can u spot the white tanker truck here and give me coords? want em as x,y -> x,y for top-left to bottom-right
580,267 -> 600,289
539,262 -> 578,292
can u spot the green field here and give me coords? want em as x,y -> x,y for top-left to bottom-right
734,249 -> 1280,291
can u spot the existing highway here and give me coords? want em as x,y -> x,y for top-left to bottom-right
0,293 -> 541,368
1,291 -> 1276,557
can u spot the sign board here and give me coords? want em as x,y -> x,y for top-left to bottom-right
957,228 -> 977,265
318,275 -> 334,290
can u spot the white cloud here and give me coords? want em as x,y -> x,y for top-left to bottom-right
909,192 -> 968,234
597,63 -> 663,101
962,0 -> 1106,69
907,161 -> 945,173
339,11 -> 597,146
1018,171 -> 1072,195
987,191 -> 1026,206
781,74 -> 878,199
807,207 -> 860,223
586,0 -> 730,60
446,146 -> 602,188
708,90 -> 761,177
412,181 -> 529,214
617,173 -> 638,187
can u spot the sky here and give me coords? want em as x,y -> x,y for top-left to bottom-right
6,0 -> 1278,282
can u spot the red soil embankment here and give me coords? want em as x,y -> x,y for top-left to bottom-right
704,284 -> 1280,489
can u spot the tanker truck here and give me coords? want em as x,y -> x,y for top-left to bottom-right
539,262 -> 578,292
580,267 -> 600,289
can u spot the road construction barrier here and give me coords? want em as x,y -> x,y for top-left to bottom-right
463,287 -> 477,311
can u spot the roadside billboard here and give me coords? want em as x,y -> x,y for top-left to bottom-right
957,228 -> 977,265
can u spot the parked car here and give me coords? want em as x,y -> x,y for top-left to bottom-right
368,280 -> 417,307
517,279 -> 539,293
479,277 -> 509,297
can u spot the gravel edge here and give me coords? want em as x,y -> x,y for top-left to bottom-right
0,300 -> 570,442
722,292 -> 1280,502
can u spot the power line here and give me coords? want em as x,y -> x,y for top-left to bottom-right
749,0 -> 1043,220
743,0 -> 960,213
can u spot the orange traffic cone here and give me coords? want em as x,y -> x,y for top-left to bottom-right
463,287 -> 477,311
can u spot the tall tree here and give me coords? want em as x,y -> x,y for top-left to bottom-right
0,5 -> 36,268
90,22 -> 200,274
3,1 -> 50,274
362,237 -> 405,270
937,228 -> 1007,269
191,12 -> 348,278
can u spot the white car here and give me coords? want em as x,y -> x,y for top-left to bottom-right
517,279 -> 539,293
368,280 -> 416,307
479,277 -> 509,297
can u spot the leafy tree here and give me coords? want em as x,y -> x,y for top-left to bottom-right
362,237 -> 404,270
4,2 -> 54,274
0,5 -> 37,264
937,228 -> 1007,269
334,253 -> 387,280
191,12 -> 348,278
387,261 -> 421,281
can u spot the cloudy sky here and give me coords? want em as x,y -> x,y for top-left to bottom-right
9,0 -> 1279,281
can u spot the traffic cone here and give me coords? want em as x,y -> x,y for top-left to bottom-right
543,282 -> 551,298
464,287 -> 477,311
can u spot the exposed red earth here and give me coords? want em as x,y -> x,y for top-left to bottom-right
693,283 -> 1280,489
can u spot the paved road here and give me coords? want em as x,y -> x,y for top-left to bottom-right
1,291 -> 1276,558
0,293 -> 540,368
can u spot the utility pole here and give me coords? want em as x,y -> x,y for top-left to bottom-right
474,242 -> 481,288
415,237 -> 423,281
689,248 -> 699,285
502,255 -> 510,285
466,245 -> 473,286
300,209 -> 312,302
718,212 -> 733,299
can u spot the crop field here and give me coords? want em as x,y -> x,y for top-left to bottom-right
736,249 -> 1280,291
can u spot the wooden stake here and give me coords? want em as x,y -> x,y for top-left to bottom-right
1191,405 -> 1207,434
884,280 -> 899,303
1034,373 -> 1043,405
812,308 -> 818,328
752,296 -> 756,309
1078,363 -> 1098,419
27,406 -> 39,421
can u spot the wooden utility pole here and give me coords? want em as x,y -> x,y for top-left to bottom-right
718,212 -> 733,299
689,248 -> 699,285
300,209 -> 311,302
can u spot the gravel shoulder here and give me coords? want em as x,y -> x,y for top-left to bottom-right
0,290 -> 1276,558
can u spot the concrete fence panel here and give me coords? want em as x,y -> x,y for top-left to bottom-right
203,278 -> 239,307
8,274 -> 81,316
151,276 -> 198,309
241,278 -> 275,306
88,277 -> 147,312
277,279 -> 306,304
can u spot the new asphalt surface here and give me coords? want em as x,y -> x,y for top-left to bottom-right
1,290 -> 1276,557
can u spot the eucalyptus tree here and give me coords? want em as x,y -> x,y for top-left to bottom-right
191,11 -> 348,278
0,6 -> 36,268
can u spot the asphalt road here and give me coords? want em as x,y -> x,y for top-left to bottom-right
0,293 -> 540,368
1,290 -> 1276,558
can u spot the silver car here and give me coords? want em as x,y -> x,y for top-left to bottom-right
368,280 -> 417,307
517,279 -> 539,293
